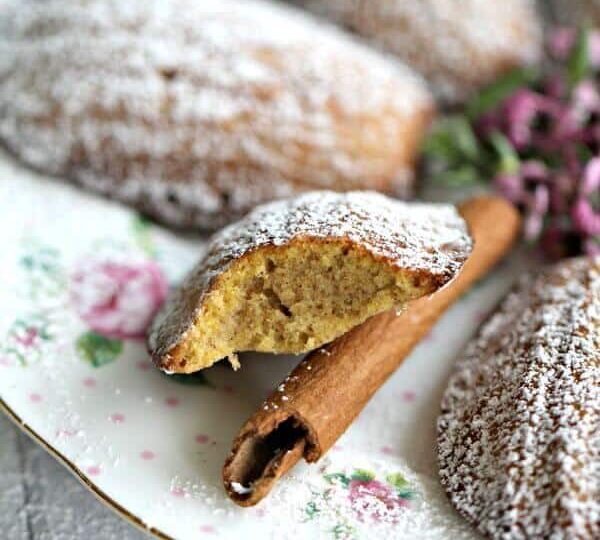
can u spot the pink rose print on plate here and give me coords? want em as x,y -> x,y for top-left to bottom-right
315,469 -> 415,526
71,259 -> 167,340
86,465 -> 102,476
170,486 -> 186,498
83,377 -> 97,388
348,478 -> 409,522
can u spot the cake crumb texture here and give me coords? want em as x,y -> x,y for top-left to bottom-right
148,191 -> 472,372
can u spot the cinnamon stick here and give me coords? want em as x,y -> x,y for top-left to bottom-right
223,196 -> 520,506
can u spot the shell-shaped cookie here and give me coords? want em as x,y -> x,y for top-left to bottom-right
438,256 -> 600,539
0,0 -> 433,229
148,191 -> 472,373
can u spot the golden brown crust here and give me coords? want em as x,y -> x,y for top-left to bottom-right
221,196 -> 521,506
148,191 -> 472,372
157,241 -> 446,373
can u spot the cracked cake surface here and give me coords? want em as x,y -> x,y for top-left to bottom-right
438,256 -> 600,539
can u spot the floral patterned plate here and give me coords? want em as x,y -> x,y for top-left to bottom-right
0,151 -> 529,539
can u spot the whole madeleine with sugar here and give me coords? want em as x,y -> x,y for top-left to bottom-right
438,256 -> 600,539
0,0 -> 433,230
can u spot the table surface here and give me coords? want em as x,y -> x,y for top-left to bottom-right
0,414 -> 146,540
0,2 -> 562,539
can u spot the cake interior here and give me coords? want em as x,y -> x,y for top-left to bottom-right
175,239 -> 430,372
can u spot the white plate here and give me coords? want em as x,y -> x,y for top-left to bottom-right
0,151 -> 529,539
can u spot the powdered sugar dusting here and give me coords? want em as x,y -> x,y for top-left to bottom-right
294,0 -> 542,103
438,256 -> 600,539
148,191 -> 471,366
230,482 -> 254,496
0,0 -> 432,229
264,452 -> 477,539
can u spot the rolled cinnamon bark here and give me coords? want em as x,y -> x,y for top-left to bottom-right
223,196 -> 520,506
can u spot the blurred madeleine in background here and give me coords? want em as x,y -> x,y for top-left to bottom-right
0,0 -> 434,230
291,0 -> 543,104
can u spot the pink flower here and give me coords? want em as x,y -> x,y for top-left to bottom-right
543,74 -> 567,99
493,160 -> 548,208
523,185 -> 550,241
548,27 -> 600,68
71,259 -> 168,339
503,90 -> 566,151
348,480 -> 409,522
549,172 -> 577,213
571,198 -> 600,236
581,157 -> 600,196
15,327 -> 39,348
524,212 -> 544,241
548,28 -> 576,60
572,81 -> 600,117
503,90 -> 541,150
530,183 -> 550,215
494,173 -> 523,203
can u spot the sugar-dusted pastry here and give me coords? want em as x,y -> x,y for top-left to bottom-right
0,0 -> 434,230
438,256 -> 600,540
292,0 -> 542,104
223,196 -> 519,507
148,191 -> 472,373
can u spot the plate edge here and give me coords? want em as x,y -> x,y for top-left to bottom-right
0,397 -> 173,540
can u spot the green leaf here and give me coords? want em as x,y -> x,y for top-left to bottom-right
488,132 -> 520,174
568,27 -> 590,88
162,371 -> 212,387
350,469 -> 375,482
324,472 -> 351,487
304,500 -> 320,520
453,118 -> 480,161
386,473 -> 417,499
577,144 -> 594,164
386,472 -> 409,489
423,116 -> 480,163
397,487 -> 416,500
20,255 -> 34,269
466,67 -> 538,119
331,523 -> 355,540
76,331 -> 123,367
431,165 -> 482,187
5,347 -> 26,367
